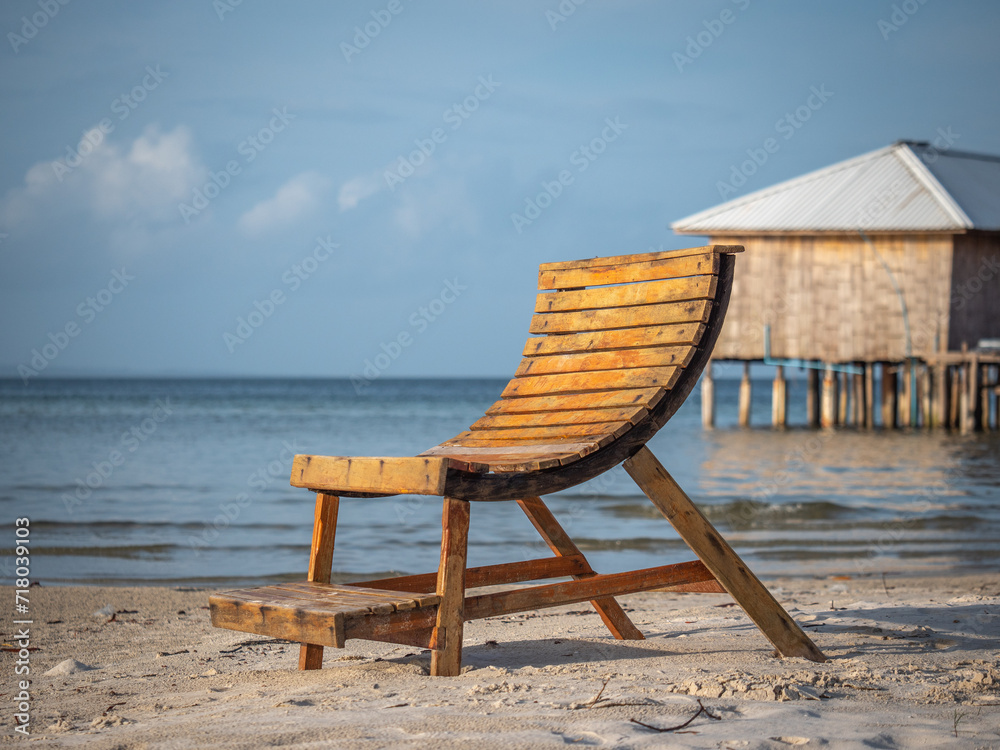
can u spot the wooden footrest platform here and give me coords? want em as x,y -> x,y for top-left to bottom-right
210,582 -> 440,649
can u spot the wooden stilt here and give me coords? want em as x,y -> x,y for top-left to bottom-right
821,366 -> 836,429
969,354 -> 983,432
959,364 -> 971,434
806,367 -> 820,428
899,361 -> 911,428
430,497 -> 470,677
993,366 -> 1000,430
701,362 -> 715,429
852,369 -> 864,427
623,447 -> 825,663
933,364 -> 947,429
298,493 -> 340,670
919,364 -> 931,429
739,362 -> 752,427
838,371 -> 848,426
949,366 -> 960,429
864,363 -> 875,430
882,363 -> 898,429
772,365 -> 787,428
517,497 -> 643,640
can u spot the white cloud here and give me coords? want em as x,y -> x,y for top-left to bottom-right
237,171 -> 329,236
337,170 -> 385,211
0,124 -> 204,230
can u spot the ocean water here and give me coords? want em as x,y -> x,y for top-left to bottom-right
1,377 -> 998,587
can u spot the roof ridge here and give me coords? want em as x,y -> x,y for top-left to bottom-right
893,143 -> 972,229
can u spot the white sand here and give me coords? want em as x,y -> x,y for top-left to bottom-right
5,573 -> 999,748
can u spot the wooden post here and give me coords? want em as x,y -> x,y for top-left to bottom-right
972,356 -> 983,432
864,363 -> 875,430
738,361 -> 752,427
701,361 -> 715,429
299,493 -> 340,670
852,369 -> 864,427
431,497 -> 470,677
950,365 -> 961,429
959,363 -> 971,434
993,378 -> 1000,430
517,497 -> 643,640
919,364 -> 931,429
899,361 -> 911,428
772,365 -> 787,428
933,363 -> 947,429
821,366 -> 836,429
836,371 -> 847,425
806,367 -> 820,428
623,447 -> 825,663
882,364 -> 898,429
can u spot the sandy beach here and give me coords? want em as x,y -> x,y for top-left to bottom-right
4,572 -> 998,748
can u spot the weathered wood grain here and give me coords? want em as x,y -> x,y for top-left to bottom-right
535,275 -> 717,313
624,446 -> 826,663
431,498 -> 470,677
290,456 -> 449,495
515,345 -> 695,377
539,253 -> 719,290
501,367 -> 680,398
522,324 -> 705,357
529,300 -> 712,335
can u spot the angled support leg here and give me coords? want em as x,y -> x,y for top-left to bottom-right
517,496 -> 644,640
624,447 -> 826,663
431,497 -> 470,676
298,493 -> 340,670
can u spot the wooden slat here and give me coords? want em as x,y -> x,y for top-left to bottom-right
536,275 -> 717,313
501,367 -> 680,398
359,555 -> 591,594
463,560 -> 715,621
454,421 -> 631,443
485,389 -> 663,416
471,405 -> 647,430
515,345 -> 695,377
290,456 -> 448,495
539,253 -> 719,290
530,300 -> 712,335
523,324 -> 705,357
211,595 -> 347,648
538,244 -> 743,272
421,444 -> 595,472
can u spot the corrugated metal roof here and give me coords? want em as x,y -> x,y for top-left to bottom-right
672,141 -> 1000,234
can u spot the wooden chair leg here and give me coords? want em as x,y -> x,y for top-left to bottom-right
624,447 -> 826,663
298,493 -> 339,670
430,497 -> 470,677
517,496 -> 644,640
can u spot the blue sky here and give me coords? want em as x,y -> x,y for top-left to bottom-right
2,0 -> 999,380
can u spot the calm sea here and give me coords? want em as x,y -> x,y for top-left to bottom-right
1,377 -> 998,586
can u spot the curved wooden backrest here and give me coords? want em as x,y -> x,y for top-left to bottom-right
422,244 -> 742,501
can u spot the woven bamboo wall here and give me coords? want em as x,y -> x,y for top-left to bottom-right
707,233 -> 957,362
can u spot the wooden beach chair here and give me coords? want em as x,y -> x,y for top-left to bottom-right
210,244 -> 825,675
